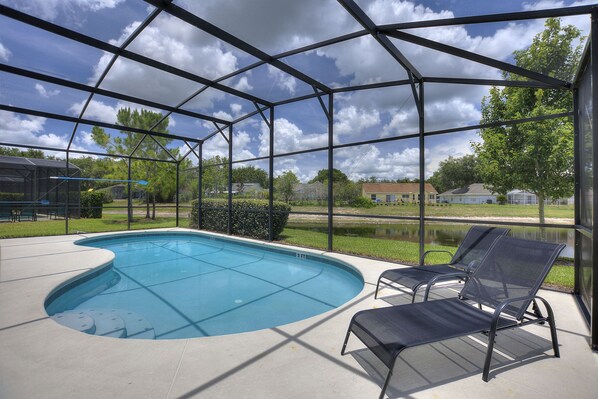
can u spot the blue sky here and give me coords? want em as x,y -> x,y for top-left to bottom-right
0,0 -> 592,182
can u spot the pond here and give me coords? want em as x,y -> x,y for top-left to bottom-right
288,222 -> 575,259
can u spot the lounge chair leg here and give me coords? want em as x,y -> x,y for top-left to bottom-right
543,301 -> 560,357
375,278 -> 381,299
482,329 -> 497,382
532,299 -> 545,325
341,328 -> 352,356
379,368 -> 393,399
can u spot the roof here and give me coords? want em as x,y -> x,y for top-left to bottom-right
362,183 -> 438,194
0,155 -> 80,170
439,183 -> 495,196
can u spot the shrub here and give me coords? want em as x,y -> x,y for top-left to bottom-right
496,194 -> 507,205
189,198 -> 291,240
0,192 -> 24,201
350,196 -> 376,208
80,191 -> 104,218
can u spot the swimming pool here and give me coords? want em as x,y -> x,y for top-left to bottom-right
45,232 -> 363,340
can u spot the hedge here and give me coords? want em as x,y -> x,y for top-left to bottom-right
190,198 -> 291,240
0,192 -> 24,201
80,191 -> 104,218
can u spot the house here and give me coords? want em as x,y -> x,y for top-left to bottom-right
438,183 -> 497,204
361,182 -> 438,204
507,189 -> 538,205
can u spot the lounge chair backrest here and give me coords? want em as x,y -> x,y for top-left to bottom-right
460,236 -> 565,320
450,226 -> 510,269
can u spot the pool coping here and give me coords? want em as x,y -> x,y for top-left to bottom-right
1,227 -> 596,399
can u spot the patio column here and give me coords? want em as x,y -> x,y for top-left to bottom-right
65,151 -> 69,235
590,9 -> 598,350
198,142 -> 203,230
328,93 -> 334,252
228,124 -> 233,235
269,106 -> 274,242
175,161 -> 180,227
127,157 -> 132,230
418,83 -> 425,264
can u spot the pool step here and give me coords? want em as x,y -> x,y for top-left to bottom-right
50,312 -> 96,334
51,309 -> 154,339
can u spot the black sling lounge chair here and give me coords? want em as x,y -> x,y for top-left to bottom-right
342,236 -> 565,399
375,226 -> 510,302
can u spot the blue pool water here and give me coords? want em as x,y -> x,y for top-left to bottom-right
45,232 -> 363,340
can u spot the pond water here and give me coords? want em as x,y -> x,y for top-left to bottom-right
288,222 -> 574,259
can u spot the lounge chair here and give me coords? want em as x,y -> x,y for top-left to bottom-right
342,236 -> 565,399
375,226 -> 510,302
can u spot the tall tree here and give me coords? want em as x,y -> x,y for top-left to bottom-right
202,156 -> 229,196
428,154 -> 481,194
473,18 -> 581,223
232,165 -> 268,192
92,108 -> 177,219
308,168 -> 349,184
275,171 -> 299,203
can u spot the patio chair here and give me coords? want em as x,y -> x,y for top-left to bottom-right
375,226 -> 510,302
342,236 -> 565,399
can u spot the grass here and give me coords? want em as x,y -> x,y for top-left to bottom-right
280,227 -> 574,290
292,203 -> 574,220
0,214 -> 188,238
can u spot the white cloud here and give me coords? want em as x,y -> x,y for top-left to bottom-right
267,65 -> 297,95
0,110 -> 89,156
78,130 -> 96,147
0,42 -> 11,61
34,83 -> 60,98
233,76 -> 253,92
230,103 -> 243,116
334,106 -> 381,136
335,144 -> 423,181
3,0 -> 125,22
202,128 -> 256,160
69,99 -> 118,123
259,118 -> 327,156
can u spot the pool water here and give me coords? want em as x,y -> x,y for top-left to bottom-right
45,232 -> 363,340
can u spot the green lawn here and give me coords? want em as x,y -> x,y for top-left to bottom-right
0,214 -> 187,238
292,203 -> 574,220
280,227 -> 574,290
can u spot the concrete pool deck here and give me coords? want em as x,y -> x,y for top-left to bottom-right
0,228 -> 596,399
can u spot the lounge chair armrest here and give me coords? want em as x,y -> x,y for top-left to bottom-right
489,295 -> 548,332
420,249 -> 454,265
423,271 -> 469,301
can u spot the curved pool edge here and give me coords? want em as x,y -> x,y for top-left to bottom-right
73,229 -> 364,285
48,229 -> 366,339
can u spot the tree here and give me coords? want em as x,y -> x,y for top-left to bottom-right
308,168 -> 348,184
473,18 -> 581,223
232,165 -> 268,193
92,108 -> 178,219
428,155 -> 481,194
202,156 -> 228,196
0,146 -> 49,159
275,171 -> 299,203
69,156 -> 116,191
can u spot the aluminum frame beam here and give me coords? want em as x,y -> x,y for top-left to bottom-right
386,30 -> 571,89
378,4 -> 597,30
0,5 -> 272,107
144,0 -> 332,94
0,104 -> 202,144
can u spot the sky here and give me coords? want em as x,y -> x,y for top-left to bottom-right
0,0 -> 593,183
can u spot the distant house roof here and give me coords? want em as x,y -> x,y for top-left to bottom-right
362,182 -> 438,194
0,155 -> 80,170
439,183 -> 495,196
